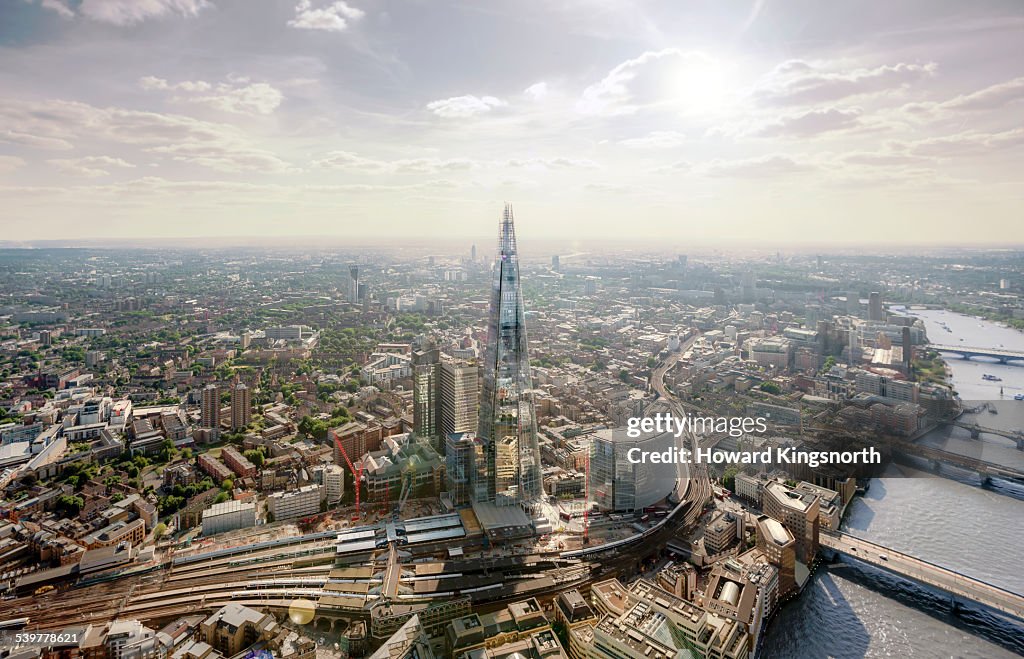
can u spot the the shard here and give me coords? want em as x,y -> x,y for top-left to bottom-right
475,204 -> 542,506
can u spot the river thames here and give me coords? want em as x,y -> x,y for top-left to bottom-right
761,308 -> 1024,658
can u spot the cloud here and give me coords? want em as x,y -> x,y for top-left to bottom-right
314,152 -> 598,173
901,128 -> 1024,158
0,156 -> 27,174
754,60 -> 936,106
47,155 -> 135,177
0,129 -> 74,150
288,0 -> 365,32
78,0 -> 208,25
840,150 -> 928,167
578,48 -> 716,115
0,98 -> 293,174
942,77 -> 1024,111
524,82 -> 549,101
314,151 -> 478,174
618,131 -> 686,149
504,157 -> 600,169
700,155 -> 815,178
750,107 -> 862,138
148,143 -> 296,173
139,76 -> 283,115
35,0 -> 74,18
426,95 -> 505,118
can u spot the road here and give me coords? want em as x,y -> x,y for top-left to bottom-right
821,530 -> 1024,621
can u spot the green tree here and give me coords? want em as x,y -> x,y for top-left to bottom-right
244,449 -> 265,469
722,466 -> 739,493
57,494 -> 84,515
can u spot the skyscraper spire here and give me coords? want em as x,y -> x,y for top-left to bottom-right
475,204 -> 542,506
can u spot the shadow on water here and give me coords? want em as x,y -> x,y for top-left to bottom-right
826,555 -> 1024,656
760,569 -> 871,659
842,479 -> 883,534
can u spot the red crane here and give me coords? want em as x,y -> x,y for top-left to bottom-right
332,432 -> 363,518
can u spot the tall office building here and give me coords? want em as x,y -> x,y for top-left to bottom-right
475,204 -> 542,506
412,347 -> 441,440
868,291 -> 883,321
551,254 -> 560,272
846,291 -> 860,315
348,265 -> 360,302
230,381 -> 251,432
440,360 -> 478,439
201,384 -> 220,429
470,244 -> 477,262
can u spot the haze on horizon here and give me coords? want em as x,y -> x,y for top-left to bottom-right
1,0 -> 1022,245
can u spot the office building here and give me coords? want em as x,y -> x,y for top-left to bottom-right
267,484 -> 323,521
313,463 -> 345,504
446,432 -> 483,506
762,481 -> 819,564
412,347 -> 441,440
332,421 -> 384,466
868,291 -> 883,322
589,427 -> 680,512
756,515 -> 797,596
475,205 -> 542,506
200,603 -> 279,657
440,360 -> 478,441
230,382 -> 251,432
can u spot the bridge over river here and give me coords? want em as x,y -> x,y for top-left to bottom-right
930,344 -> 1024,365
821,530 -> 1024,622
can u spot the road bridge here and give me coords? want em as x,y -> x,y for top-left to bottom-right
821,530 -> 1024,621
930,344 -> 1024,365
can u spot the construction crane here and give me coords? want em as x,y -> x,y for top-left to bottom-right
332,433 -> 363,519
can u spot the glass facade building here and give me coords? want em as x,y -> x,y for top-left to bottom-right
474,205 -> 543,506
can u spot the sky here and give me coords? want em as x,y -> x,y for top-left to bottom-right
0,0 -> 1023,246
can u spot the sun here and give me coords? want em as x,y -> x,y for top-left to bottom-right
667,55 -> 735,115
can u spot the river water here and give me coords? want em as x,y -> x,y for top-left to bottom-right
761,308 -> 1024,658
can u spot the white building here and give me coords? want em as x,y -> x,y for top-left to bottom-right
267,484 -> 323,521
313,464 -> 345,504
202,499 -> 256,536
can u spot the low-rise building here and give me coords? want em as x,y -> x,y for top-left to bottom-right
202,499 -> 256,536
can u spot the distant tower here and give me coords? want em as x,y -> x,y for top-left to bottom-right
475,204 -> 542,506
471,244 -> 477,262
846,292 -> 859,315
348,265 -> 360,302
868,292 -> 883,322
902,326 -> 913,373
230,381 -> 251,432
741,271 -> 756,303
201,384 -> 220,429
551,254 -> 560,272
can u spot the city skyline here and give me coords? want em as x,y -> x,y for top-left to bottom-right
1,1 -> 1023,244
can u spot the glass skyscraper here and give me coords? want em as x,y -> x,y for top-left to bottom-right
475,204 -> 542,506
